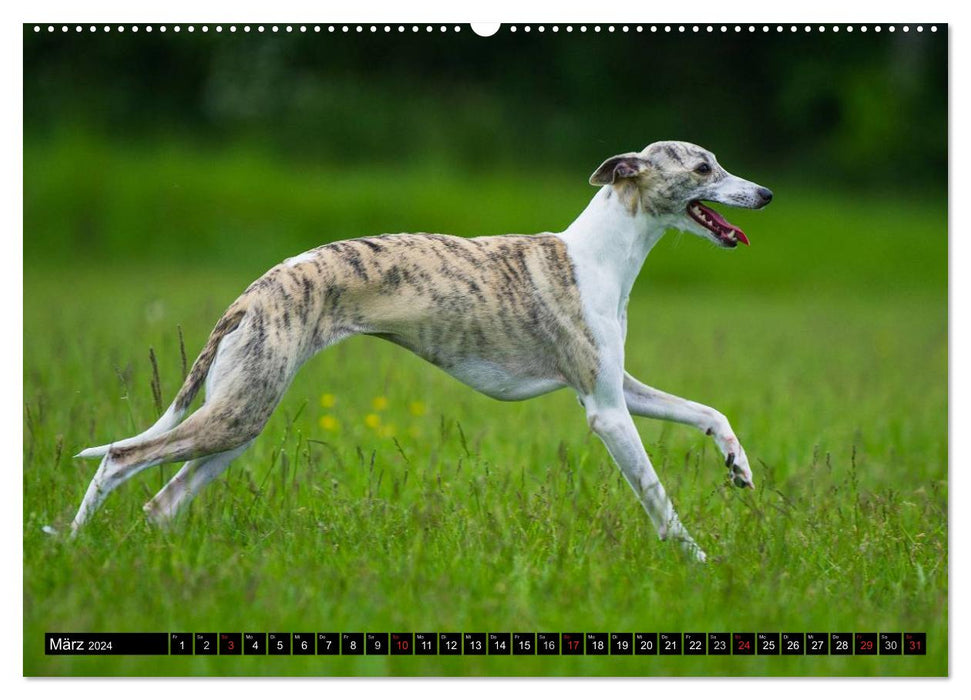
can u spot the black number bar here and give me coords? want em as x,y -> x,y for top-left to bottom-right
44,632 -> 927,655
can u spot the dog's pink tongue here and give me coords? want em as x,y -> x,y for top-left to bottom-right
703,204 -> 750,246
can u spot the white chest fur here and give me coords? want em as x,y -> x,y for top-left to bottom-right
558,188 -> 672,367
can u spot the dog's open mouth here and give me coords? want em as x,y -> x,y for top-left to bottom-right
687,201 -> 749,247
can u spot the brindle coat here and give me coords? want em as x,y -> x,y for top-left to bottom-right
157,233 -> 599,461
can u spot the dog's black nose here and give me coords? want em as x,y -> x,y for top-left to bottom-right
757,187 -> 773,204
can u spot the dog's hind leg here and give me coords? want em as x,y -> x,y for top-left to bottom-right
69,412 -> 213,534
70,304 -> 308,534
68,399 -> 267,535
74,404 -> 186,460
142,441 -> 254,526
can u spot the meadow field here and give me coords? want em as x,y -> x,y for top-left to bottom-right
23,139 -> 947,676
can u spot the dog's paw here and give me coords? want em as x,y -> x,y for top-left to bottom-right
680,538 -> 708,564
725,452 -> 755,489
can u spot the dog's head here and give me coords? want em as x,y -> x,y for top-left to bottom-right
589,141 -> 772,247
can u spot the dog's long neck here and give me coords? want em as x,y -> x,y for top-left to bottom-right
558,186 -> 670,313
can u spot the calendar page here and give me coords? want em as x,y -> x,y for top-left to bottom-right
23,18 -> 947,678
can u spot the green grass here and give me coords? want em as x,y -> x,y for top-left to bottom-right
23,139 -> 947,676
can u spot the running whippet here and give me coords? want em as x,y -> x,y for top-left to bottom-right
69,140 -> 772,562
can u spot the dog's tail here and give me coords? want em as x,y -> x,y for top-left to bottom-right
169,301 -> 248,415
75,301 -> 249,460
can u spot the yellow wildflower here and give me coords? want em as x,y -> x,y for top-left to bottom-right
319,415 -> 339,431
320,393 -> 337,408
364,413 -> 381,429
372,396 -> 389,411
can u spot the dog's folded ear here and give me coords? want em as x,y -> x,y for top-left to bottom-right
589,153 -> 650,186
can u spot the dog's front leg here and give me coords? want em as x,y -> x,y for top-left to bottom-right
623,371 -> 754,489
583,387 -> 706,563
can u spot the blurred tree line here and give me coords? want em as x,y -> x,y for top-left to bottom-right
24,25 -> 946,190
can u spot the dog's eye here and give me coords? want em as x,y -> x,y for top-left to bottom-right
695,163 -> 711,175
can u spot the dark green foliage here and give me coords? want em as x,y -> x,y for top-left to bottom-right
24,25 -> 946,190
